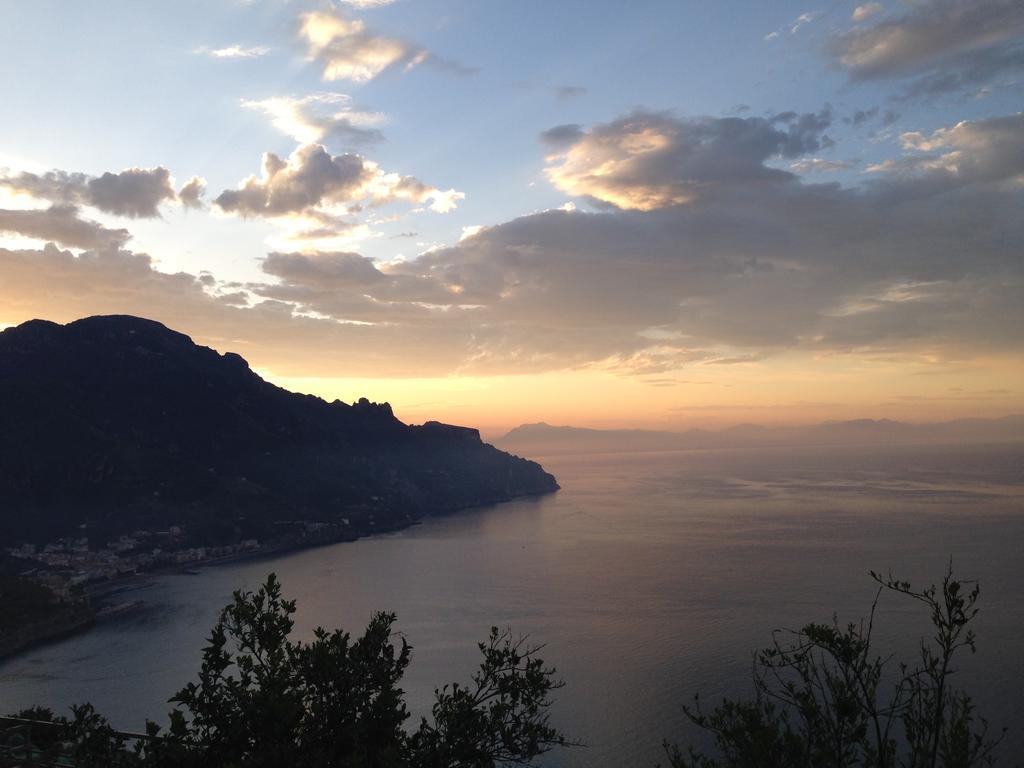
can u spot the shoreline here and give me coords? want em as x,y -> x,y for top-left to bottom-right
0,605 -> 96,661
92,486 -> 557,595
2,488 -> 558,662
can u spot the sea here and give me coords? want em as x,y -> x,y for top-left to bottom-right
2,441 -> 1022,766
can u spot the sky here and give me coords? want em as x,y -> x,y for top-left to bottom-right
1,0 -> 1022,437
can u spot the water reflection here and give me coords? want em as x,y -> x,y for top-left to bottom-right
2,443 -> 1022,766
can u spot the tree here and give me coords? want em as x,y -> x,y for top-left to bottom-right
662,565 -> 1006,768
5,704 -> 149,767
407,627 -> 569,767
145,573 -> 569,768
13,566 -> 1009,767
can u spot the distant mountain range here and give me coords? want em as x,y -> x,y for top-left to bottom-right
0,316 -> 557,545
495,416 -> 1024,456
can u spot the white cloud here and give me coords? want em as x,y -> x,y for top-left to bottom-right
790,158 -> 853,173
196,45 -> 271,59
425,188 -> 465,213
765,10 -> 821,40
790,11 -> 821,34
852,3 -> 883,22
301,10 -> 421,82
242,93 -> 385,146
299,9 -> 473,82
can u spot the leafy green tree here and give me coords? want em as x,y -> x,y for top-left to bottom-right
662,566 -> 1005,768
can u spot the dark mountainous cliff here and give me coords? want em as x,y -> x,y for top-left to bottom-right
0,316 -> 557,545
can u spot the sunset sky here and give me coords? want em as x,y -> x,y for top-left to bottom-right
1,0 -> 1022,436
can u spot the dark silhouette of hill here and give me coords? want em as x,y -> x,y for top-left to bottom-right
497,416 -> 1024,456
0,316 -> 557,545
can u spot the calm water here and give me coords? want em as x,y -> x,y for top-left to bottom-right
2,442 -> 1023,765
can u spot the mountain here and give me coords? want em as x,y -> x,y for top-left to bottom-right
496,416 -> 1024,456
0,316 -> 557,545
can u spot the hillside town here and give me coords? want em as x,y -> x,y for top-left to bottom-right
6,529 -> 262,599
3,516 -> 366,601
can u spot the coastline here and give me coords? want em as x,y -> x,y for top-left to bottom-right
0,603 -> 95,661
2,487 -> 558,662
95,485 -> 559,589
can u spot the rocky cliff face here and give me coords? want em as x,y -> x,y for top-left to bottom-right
0,316 -> 558,544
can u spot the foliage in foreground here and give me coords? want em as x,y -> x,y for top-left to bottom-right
9,566 -> 1010,767
663,566 -> 1006,768
9,573 -> 568,768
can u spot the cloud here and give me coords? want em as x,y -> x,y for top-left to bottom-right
852,3 -> 883,22
844,107 -> 900,127
407,157 -> 1021,369
284,213 -> 368,243
864,113 -> 1024,194
242,93 -> 385,146
0,205 -> 130,250
6,238 -> 541,378
790,11 -> 821,34
554,85 -> 587,102
263,250 -> 386,289
215,146 -> 370,217
900,45 -> 1024,99
88,168 -> 178,217
301,10 -> 412,82
790,158 -> 853,173
847,106 -> 879,126
0,243 -> 472,377
178,176 -> 207,209
338,0 -> 397,7
539,124 -> 584,150
195,45 -> 271,59
213,143 -> 463,222
370,109 -> 1020,370
3,108 -> 1021,380
542,109 -> 833,211
300,9 -> 473,83
829,0 -> 1024,96
258,250 -> 462,311
1,166 -> 178,218
765,10 -> 821,40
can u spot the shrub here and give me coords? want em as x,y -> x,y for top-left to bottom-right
662,566 -> 1006,768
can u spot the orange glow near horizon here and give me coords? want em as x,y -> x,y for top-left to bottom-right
2,305 -> 1019,441
263,352 -> 1024,440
